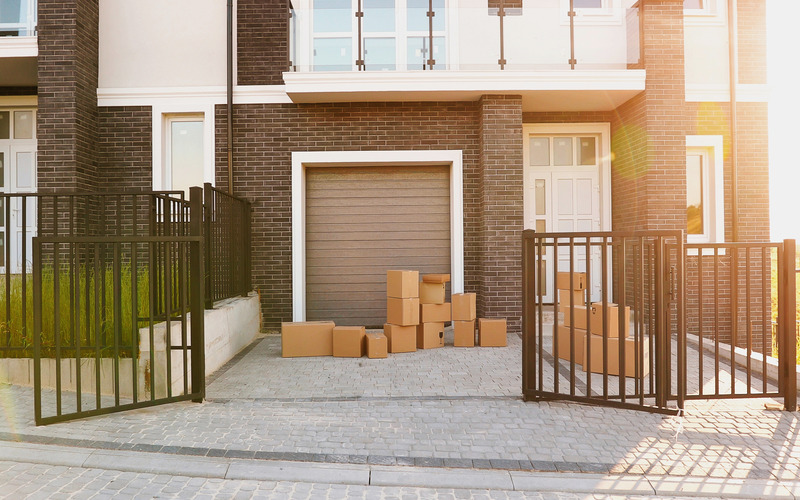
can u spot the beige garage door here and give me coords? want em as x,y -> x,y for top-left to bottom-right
306,165 -> 451,327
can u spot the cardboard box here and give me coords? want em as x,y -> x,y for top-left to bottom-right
420,303 -> 451,323
452,293 -> 477,321
366,333 -> 388,359
556,272 -> 587,291
478,318 -> 507,347
422,273 -> 451,284
333,326 -> 366,358
583,334 -> 650,377
387,297 -> 420,326
419,282 -> 446,305
558,289 -> 586,308
417,322 -> 445,349
453,320 -> 475,347
383,323 -> 417,353
387,270 -> 419,298
555,324 -> 587,364
562,304 -> 589,330
589,303 -> 631,338
281,321 -> 335,358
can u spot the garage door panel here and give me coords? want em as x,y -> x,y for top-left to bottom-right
306,165 -> 451,327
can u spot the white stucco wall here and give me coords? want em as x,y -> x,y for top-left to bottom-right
98,0 -> 227,88
684,2 -> 730,87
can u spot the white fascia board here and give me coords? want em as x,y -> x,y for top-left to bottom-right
685,83 -> 769,102
97,85 -> 292,107
0,36 -> 37,57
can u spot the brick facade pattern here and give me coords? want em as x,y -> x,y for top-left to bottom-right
737,0 -> 767,85
237,0 -> 289,85
97,107 -> 153,191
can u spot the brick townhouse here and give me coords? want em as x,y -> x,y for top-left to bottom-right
0,0 -> 769,334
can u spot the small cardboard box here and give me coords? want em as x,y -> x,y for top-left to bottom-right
452,293 -> 477,321
589,302 -> 630,338
281,321 -> 335,358
556,272 -> 587,291
387,297 -> 420,326
555,324 -> 587,364
419,282 -> 446,305
478,318 -> 507,347
558,289 -> 586,309
383,323 -> 417,353
333,326 -> 366,358
387,270 -> 419,298
583,334 -> 649,377
562,304 -> 589,330
417,322 -> 445,349
422,273 -> 451,284
366,333 -> 388,359
420,303 -> 451,323
453,320 -> 476,347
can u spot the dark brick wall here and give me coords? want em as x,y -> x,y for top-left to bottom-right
215,101 -> 482,329
238,0 -> 289,85
97,106 -> 153,191
36,0 -> 99,192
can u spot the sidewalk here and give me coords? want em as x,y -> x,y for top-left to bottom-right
1,332 -> 799,497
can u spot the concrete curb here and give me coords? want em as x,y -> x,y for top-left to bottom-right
0,440 -> 797,497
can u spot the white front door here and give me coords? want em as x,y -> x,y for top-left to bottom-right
524,130 -> 608,303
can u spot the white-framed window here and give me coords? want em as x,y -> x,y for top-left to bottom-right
560,0 -> 621,26
163,114 -> 204,197
686,135 -> 724,244
683,0 -> 722,25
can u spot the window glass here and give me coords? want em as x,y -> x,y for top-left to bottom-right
364,0 -> 395,32
573,0 -> 603,8
364,37 -> 396,71
0,152 -> 4,188
684,0 -> 704,9
686,154 -> 704,235
314,37 -> 353,71
553,137 -> 573,166
535,220 -> 546,233
577,137 -> 596,165
407,0 -> 445,32
0,112 -> 8,139
314,0 -> 351,33
406,36 -> 445,70
15,152 -> 33,188
535,179 -> 546,215
0,0 -> 23,23
170,121 -> 204,196
530,138 -> 550,166
14,111 -> 33,139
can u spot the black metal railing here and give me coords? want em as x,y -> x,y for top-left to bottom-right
203,183 -> 252,308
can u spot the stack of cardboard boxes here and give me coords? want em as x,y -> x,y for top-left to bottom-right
384,270 -> 420,354
452,292 -> 477,347
554,272 -> 646,376
417,273 -> 450,349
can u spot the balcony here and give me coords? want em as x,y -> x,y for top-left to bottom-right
0,0 -> 37,86
283,0 -> 645,111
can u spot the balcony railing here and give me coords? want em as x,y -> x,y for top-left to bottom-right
0,0 -> 37,37
288,0 -> 642,73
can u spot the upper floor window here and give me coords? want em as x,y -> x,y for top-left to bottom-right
686,136 -> 724,243
684,0 -> 703,9
573,0 -> 603,8
0,0 -> 37,36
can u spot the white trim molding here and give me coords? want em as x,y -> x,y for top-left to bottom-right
686,135 -> 725,247
0,36 -> 37,58
0,96 -> 37,106
151,102 -> 216,192
97,85 -> 293,107
291,150 -> 465,322
686,83 -> 769,103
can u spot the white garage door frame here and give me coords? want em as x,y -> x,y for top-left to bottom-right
291,150 -> 464,322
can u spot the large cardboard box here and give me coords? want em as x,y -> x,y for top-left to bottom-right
333,326 -> 366,358
422,273 -> 451,284
420,303 -> 451,323
478,318 -> 507,347
453,320 -> 475,347
583,334 -> 650,377
387,297 -> 420,326
417,322 -> 445,349
562,304 -> 589,330
281,321 -> 335,358
366,333 -> 388,359
555,324 -> 587,364
387,270 -> 419,298
556,272 -> 587,291
558,289 -> 586,308
383,323 -> 417,353
589,303 -> 630,338
419,282 -> 446,305
452,293 -> 477,321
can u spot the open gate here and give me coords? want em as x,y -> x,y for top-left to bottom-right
522,230 -> 797,414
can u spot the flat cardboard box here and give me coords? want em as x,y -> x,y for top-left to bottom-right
558,289 -> 586,308
366,333 -> 388,359
333,326 -> 366,358
383,323 -> 417,353
417,322 -> 445,349
387,297 -> 420,326
589,302 -> 630,338
453,320 -> 476,347
420,302 -> 451,323
422,273 -> 451,284
452,293 -> 477,321
555,324 -> 587,364
583,334 -> 650,377
556,272 -> 587,291
562,304 -> 589,330
387,270 -> 419,298
281,321 -> 335,358
478,318 -> 507,347
419,282 -> 446,305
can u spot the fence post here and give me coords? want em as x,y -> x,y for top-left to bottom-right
189,187 -> 206,402
782,239 -> 797,411
203,184 -> 213,309
242,200 -> 252,296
